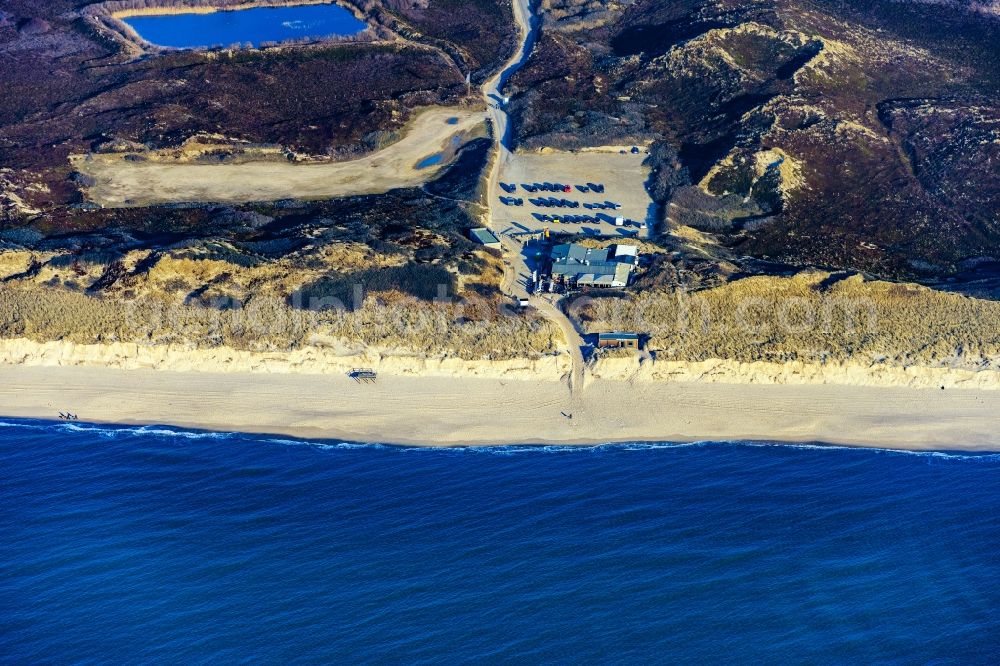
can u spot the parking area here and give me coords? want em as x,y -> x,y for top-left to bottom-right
492,147 -> 654,240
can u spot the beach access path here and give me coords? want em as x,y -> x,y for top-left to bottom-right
479,0 -> 591,391
2,364 -> 1000,450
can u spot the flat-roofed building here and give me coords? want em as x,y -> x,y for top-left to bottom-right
597,332 -> 640,349
611,244 -> 638,265
469,227 -> 502,250
549,242 -> 638,288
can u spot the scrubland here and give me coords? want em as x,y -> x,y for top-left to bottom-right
508,0 -> 1000,282
577,272 -> 1000,370
0,282 -> 562,360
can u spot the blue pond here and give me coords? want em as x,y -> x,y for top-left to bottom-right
123,3 -> 367,49
415,153 -> 443,169
2,421 -> 999,662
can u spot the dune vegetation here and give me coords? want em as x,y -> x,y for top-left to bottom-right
0,282 -> 563,360
576,272 -> 1000,370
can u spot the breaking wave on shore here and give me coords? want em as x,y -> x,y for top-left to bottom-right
2,418 -> 999,461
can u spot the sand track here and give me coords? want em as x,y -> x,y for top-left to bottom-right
70,106 -> 484,207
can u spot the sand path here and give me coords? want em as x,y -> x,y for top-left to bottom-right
71,106 -> 484,207
479,0 -> 589,390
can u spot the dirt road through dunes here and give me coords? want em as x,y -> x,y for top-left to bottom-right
479,0 -> 589,392
484,0 -> 537,226
71,107 -> 484,207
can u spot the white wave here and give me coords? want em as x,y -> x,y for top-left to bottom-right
265,438 -> 390,451
728,439 -> 1000,460
2,419 -> 997,460
388,439 -> 1000,461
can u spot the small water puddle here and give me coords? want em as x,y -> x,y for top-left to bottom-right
415,153 -> 444,170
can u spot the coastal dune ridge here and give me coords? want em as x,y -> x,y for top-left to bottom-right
5,270 -> 1000,450
3,337 -> 1000,390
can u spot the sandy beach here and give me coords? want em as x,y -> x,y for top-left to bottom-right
3,362 -> 999,450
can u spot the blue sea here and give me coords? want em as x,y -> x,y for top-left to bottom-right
123,4 -> 367,49
2,420 -> 999,663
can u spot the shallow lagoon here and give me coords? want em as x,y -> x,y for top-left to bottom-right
123,3 -> 367,49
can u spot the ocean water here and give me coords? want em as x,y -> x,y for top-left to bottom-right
123,4 -> 367,49
2,421 -> 999,663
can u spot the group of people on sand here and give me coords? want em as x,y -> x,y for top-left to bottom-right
58,412 -> 79,421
